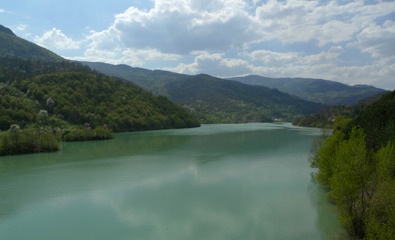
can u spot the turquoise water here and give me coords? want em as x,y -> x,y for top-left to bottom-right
0,123 -> 340,239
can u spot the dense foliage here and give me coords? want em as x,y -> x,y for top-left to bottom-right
82,61 -> 326,123
312,91 -> 395,239
229,75 -> 386,105
17,72 -> 200,131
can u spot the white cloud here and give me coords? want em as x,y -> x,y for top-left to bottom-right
246,50 -> 300,66
165,52 -> 253,76
82,0 -> 395,57
67,0 -> 395,89
85,27 -> 120,52
15,24 -> 27,32
34,28 -> 80,50
246,46 -> 344,67
106,0 -> 258,54
255,0 -> 395,45
123,48 -> 180,62
0,8 -> 11,14
349,20 -> 395,58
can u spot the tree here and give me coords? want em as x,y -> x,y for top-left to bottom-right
329,127 -> 374,238
366,142 -> 395,239
313,130 -> 345,186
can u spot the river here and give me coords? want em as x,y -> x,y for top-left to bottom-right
0,123 -> 340,239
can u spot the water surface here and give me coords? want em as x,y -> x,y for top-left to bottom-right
0,123 -> 339,239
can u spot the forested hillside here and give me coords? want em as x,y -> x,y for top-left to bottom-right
82,61 -> 326,123
0,57 -> 199,132
312,90 -> 395,239
0,57 -> 200,155
164,74 -> 325,123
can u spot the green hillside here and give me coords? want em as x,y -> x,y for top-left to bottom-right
229,75 -> 387,105
0,57 -> 200,132
0,25 -> 63,62
82,61 -> 326,123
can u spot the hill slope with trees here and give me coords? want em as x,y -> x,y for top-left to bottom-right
164,74 -> 326,123
0,57 -> 200,155
0,57 -> 200,132
292,92 -> 387,128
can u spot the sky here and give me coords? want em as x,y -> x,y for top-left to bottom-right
1,0 -> 395,89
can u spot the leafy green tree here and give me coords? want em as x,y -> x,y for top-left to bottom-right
328,128 -> 373,238
365,142 -> 395,239
313,130 -> 345,186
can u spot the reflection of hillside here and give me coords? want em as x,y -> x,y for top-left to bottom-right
0,131 -> 191,173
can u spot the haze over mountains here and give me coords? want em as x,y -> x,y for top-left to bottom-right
0,24 -> 388,123
229,75 -> 386,105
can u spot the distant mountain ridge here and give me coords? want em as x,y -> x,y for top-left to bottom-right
163,74 -> 325,123
228,75 -> 387,105
81,61 -> 325,123
81,61 -> 186,96
0,24 -> 63,62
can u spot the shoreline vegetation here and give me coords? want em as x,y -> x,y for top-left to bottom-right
0,126 -> 114,156
311,91 -> 395,239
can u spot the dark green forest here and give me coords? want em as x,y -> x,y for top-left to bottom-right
312,91 -> 395,239
0,57 -> 200,155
